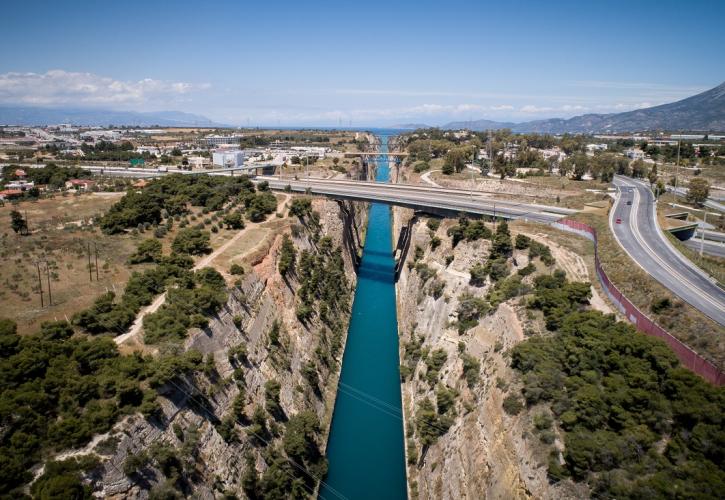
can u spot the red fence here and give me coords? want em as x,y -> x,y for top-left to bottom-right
553,219 -> 724,386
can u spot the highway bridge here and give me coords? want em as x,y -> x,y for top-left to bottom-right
260,177 -> 575,223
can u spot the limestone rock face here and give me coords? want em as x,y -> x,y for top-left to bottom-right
81,199 -> 366,498
394,212 -> 588,500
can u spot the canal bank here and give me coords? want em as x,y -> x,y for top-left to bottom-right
320,133 -> 407,500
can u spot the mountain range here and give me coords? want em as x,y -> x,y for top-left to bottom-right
0,107 -> 225,127
1,82 -> 723,132
442,82 -> 725,133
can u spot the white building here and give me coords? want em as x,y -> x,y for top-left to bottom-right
626,149 -> 645,160
188,155 -> 211,169
212,149 -> 246,168
204,134 -> 243,146
289,146 -> 329,158
586,143 -> 608,152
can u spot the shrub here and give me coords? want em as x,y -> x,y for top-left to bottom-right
502,394 -> 524,415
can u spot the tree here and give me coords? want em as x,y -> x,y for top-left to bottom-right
171,228 -> 211,255
686,178 -> 710,206
647,163 -> 658,185
631,159 -> 648,179
128,239 -> 162,264
443,147 -> 469,174
278,235 -> 296,277
9,210 -> 27,235
289,197 -> 312,218
222,211 -> 244,230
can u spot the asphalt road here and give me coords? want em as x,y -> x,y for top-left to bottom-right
683,238 -> 725,259
612,175 -> 725,326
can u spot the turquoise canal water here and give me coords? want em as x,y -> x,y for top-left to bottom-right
319,134 -> 407,500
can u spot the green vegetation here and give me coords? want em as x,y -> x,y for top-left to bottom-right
142,267 -> 227,344
171,228 -> 211,255
128,238 -> 163,264
222,210 -> 245,230
447,217 -> 492,247
0,318 -> 202,495
9,210 -> 28,235
686,177 -> 710,206
278,234 -> 296,277
289,197 -> 313,218
514,233 -> 555,266
460,352 -> 480,388
295,244 -> 350,327
456,292 -> 490,333
74,255 -> 194,335
509,272 -> 725,498
99,174 -> 259,234
415,397 -> 454,447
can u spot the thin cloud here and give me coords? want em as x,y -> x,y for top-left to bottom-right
568,80 -> 707,93
0,70 -> 210,107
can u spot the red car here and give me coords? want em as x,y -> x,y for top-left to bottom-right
616,218 -> 622,224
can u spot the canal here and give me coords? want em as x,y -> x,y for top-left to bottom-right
319,133 -> 407,500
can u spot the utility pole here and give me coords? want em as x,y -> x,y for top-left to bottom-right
87,243 -> 93,282
45,262 -> 52,306
674,139 -> 681,196
36,261 -> 44,307
94,243 -> 99,281
700,210 -> 708,257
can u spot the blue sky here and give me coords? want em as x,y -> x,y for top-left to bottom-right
1,0 -> 723,126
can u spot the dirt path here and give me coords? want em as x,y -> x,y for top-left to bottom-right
421,169 -> 442,187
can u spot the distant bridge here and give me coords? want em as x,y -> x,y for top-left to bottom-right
343,152 -> 408,158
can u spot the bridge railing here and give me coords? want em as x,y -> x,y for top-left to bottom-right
553,218 -> 724,386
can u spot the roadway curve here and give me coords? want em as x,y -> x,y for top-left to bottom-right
611,175 -> 725,326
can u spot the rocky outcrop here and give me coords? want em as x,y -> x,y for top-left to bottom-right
394,212 -> 593,500
81,198 -> 366,498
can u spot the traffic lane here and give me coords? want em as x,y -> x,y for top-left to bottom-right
264,181 -> 561,223
626,176 -> 720,291
612,177 -> 725,325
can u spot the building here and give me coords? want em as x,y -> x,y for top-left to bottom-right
5,180 -> 34,190
626,149 -> 645,160
65,179 -> 95,190
289,146 -> 329,158
187,155 -> 211,169
586,143 -> 608,152
212,149 -> 246,168
0,189 -> 23,200
204,134 -> 243,146
14,169 -> 27,178
670,134 -> 705,140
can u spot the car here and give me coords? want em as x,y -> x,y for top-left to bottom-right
626,201 -> 632,206
616,217 -> 622,224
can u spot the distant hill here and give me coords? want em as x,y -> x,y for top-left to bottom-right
442,118 -> 516,131
0,106 -> 225,127
391,123 -> 433,130
441,82 -> 725,133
